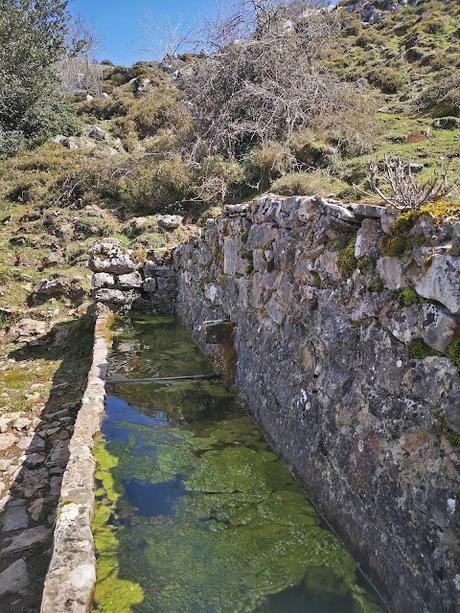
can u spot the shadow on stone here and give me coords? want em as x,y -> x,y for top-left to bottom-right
0,314 -> 94,612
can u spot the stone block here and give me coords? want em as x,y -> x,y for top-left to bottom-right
415,255 -> 460,314
355,219 -> 381,259
202,320 -> 235,344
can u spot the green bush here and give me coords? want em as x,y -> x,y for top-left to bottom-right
355,29 -> 384,48
417,72 -> 460,117
128,89 -> 184,140
78,97 -> 130,120
368,66 -> 407,94
120,156 -> 191,211
194,156 -> 245,204
0,0 -> 78,158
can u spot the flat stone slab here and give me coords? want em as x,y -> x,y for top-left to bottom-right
0,559 -> 29,596
2,505 -> 29,532
2,525 -> 51,553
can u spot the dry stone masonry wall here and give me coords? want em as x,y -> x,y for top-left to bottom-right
89,238 -> 177,315
174,195 -> 460,613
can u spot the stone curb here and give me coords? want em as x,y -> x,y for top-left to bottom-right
40,314 -> 111,613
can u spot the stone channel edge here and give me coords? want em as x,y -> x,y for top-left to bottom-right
40,313 -> 112,613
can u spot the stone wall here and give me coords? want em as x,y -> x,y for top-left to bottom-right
174,195 -> 460,613
89,238 -> 177,315
41,314 -> 111,613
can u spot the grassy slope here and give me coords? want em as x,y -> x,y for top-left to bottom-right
330,0 -> 460,189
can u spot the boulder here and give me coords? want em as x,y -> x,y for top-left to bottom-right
89,239 -> 138,275
94,289 -> 134,308
415,255 -> 460,314
376,256 -> 408,289
355,219 -> 382,259
420,304 -> 459,352
349,203 -> 386,219
68,277 -> 86,301
43,251 -> 65,268
157,214 -> 183,230
143,261 -> 175,278
85,126 -> 108,141
34,277 -> 68,298
2,526 -> 51,554
8,319 -> 51,344
2,504 -> 29,532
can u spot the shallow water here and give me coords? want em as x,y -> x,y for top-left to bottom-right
92,316 -> 384,613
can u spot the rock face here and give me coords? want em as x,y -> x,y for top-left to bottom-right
174,195 -> 460,613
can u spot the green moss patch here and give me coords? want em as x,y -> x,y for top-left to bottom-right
337,239 -> 358,277
432,411 -> 460,448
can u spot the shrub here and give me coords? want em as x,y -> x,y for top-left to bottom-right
271,170 -> 348,197
408,338 -> 436,359
179,1 -> 363,158
368,67 -> 407,94
120,156 -> 191,211
417,72 -> 460,117
244,142 -> 293,189
193,156 -> 245,204
128,90 -> 182,139
292,132 -> 337,168
355,29 -> 384,48
337,239 -> 358,277
78,97 -> 130,120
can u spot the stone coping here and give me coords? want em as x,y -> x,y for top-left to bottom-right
40,314 -> 112,613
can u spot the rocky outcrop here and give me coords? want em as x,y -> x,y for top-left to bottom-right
174,195 -> 460,613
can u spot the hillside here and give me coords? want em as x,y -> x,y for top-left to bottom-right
0,0 -> 459,609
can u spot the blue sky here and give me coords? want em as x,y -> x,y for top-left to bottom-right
70,0 -> 217,66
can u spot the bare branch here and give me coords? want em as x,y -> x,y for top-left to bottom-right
356,157 -> 453,211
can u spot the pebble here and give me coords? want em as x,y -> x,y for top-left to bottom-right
25,453 -> 45,468
16,437 -> 33,451
29,498 -> 45,522
0,459 -> 12,471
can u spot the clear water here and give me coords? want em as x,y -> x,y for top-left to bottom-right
92,316 -> 384,613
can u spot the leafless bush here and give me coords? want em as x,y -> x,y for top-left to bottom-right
358,157 -> 452,211
146,1 -> 365,159
55,15 -> 103,95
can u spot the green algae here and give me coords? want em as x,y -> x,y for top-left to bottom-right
92,441 -> 145,612
92,316 -> 384,613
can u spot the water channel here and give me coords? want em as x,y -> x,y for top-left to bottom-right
91,315 -> 384,613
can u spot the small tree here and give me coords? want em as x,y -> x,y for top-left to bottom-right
55,14 -> 104,95
358,157 -> 452,211
0,0 -> 79,157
